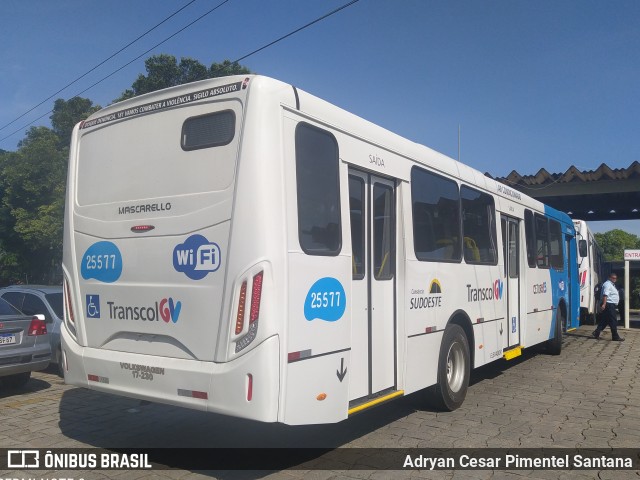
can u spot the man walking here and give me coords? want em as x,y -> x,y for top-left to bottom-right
593,273 -> 624,341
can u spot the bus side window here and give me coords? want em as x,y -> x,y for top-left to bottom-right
524,209 -> 536,268
373,183 -> 395,280
460,185 -> 497,265
549,219 -> 564,271
411,166 -> 461,262
295,123 -> 342,255
349,175 -> 365,279
534,214 -> 550,269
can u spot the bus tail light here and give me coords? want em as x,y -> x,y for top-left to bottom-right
63,277 -> 75,325
63,276 -> 77,339
235,281 -> 248,335
250,271 -> 263,323
234,270 -> 264,354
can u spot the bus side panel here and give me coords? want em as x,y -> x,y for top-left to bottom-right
403,333 -> 441,394
523,265 -> 553,347
282,253 -> 351,424
278,114 -> 352,424
465,264 -> 504,367
283,350 -> 351,425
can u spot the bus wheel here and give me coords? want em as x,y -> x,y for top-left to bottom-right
547,308 -> 563,355
426,324 -> 470,411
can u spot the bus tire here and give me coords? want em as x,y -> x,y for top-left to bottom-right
426,324 -> 470,411
547,308 -> 563,355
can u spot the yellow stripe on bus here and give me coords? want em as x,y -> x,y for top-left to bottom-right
348,390 -> 404,415
503,346 -> 522,360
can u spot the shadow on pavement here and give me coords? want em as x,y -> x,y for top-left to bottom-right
0,373 -> 53,398
56,333 -> 587,478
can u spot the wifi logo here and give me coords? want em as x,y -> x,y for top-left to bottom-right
173,234 -> 221,280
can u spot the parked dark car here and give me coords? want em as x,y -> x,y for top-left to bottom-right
0,285 -> 62,376
0,297 -> 51,387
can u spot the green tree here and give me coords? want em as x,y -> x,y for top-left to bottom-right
594,229 -> 640,262
50,97 -> 101,148
209,59 -> 252,78
0,127 -> 66,283
594,229 -> 640,309
115,54 -> 251,101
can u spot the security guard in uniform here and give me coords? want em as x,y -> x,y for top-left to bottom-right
592,273 -> 624,341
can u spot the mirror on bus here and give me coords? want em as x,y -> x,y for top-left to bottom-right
578,239 -> 588,257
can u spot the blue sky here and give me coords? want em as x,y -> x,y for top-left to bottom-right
1,0 -> 639,233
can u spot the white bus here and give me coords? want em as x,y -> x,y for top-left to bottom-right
573,219 -> 604,324
62,75 -> 579,425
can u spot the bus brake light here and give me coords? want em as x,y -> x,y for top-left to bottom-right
63,278 -> 75,325
235,281 -> 248,335
131,225 -> 155,233
250,271 -> 263,323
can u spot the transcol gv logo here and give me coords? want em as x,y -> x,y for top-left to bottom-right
467,279 -> 503,302
95,297 -> 182,323
173,234 -> 221,280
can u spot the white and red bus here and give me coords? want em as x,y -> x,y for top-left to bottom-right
573,219 -> 604,324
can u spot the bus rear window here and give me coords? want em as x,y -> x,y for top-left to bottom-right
77,102 -> 241,206
181,110 -> 235,151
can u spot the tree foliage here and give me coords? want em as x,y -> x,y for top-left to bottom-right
115,55 -> 251,101
594,229 -> 640,262
0,97 -> 98,283
0,54 -> 251,284
51,97 -> 101,148
0,127 -> 66,283
594,229 -> 640,308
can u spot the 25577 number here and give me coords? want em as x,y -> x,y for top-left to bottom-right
309,291 -> 341,309
85,254 -> 117,270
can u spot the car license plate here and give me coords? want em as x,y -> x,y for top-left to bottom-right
0,333 -> 16,345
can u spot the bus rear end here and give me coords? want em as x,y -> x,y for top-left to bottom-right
61,76 -> 282,421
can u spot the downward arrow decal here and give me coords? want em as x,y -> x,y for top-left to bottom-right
336,357 -> 347,382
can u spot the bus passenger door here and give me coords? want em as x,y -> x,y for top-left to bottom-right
348,169 -> 396,401
501,215 -> 521,348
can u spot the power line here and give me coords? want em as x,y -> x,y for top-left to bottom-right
0,0 -> 199,134
1,0 -> 231,145
1,0 -> 361,146
231,0 -> 360,65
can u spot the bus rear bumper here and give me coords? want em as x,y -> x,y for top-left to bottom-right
61,328 -> 280,422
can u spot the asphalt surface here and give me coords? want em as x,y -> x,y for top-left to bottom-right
1,324 -> 640,480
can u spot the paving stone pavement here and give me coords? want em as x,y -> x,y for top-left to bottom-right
1,325 -> 639,480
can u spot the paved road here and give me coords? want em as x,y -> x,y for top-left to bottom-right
1,325 -> 639,479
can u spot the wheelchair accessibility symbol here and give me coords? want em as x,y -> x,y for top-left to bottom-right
86,294 -> 100,318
